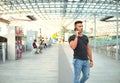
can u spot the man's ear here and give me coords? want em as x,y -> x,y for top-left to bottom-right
74,27 -> 77,31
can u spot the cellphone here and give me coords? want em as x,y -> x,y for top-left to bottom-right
74,27 -> 80,34
76,28 -> 80,34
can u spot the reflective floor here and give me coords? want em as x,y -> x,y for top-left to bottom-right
0,45 -> 58,83
62,43 -> 120,83
0,44 -> 120,83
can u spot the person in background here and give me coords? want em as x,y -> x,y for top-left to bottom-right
40,40 -> 47,48
32,39 -> 40,54
32,39 -> 37,49
44,40 -> 47,48
39,39 -> 43,53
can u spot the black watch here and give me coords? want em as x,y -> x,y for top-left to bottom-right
90,59 -> 93,62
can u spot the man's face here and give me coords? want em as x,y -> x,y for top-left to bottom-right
75,23 -> 83,33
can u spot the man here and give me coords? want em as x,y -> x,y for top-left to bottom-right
68,21 -> 93,83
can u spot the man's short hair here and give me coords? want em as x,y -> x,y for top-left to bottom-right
74,21 -> 83,26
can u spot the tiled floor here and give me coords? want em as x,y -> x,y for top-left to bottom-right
0,43 -> 120,83
62,43 -> 120,83
0,45 -> 58,83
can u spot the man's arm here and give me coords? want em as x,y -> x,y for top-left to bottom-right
87,43 -> 93,67
69,31 -> 79,50
69,37 -> 78,50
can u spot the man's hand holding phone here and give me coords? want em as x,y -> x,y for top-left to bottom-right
76,31 -> 79,37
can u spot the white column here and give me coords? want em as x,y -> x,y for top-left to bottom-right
7,26 -> 16,60
94,15 -> 96,51
84,20 -> 86,32
115,1 -> 119,60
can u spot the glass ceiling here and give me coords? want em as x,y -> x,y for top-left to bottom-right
0,0 -> 120,34
0,0 -> 119,19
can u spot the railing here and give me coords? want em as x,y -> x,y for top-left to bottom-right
90,39 -> 120,59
